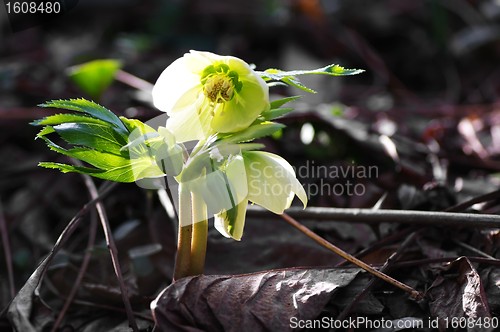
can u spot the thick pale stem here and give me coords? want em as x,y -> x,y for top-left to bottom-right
173,183 -> 193,280
189,192 -> 208,276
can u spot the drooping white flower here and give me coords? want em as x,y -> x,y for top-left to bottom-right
242,151 -> 307,214
183,150 -> 307,240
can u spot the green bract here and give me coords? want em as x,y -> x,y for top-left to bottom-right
152,50 -> 270,142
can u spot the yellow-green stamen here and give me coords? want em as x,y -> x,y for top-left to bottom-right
201,64 -> 242,104
204,75 -> 234,103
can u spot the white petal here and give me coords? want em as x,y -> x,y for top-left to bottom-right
183,154 -> 248,217
185,50 -> 220,73
152,56 -> 200,114
165,94 -> 212,143
157,126 -> 176,146
244,151 -> 307,214
225,154 -> 248,203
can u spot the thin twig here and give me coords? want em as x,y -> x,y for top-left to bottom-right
248,206 -> 500,228
446,188 -> 500,212
392,256 -> 500,268
80,174 -> 139,332
0,182 -> 116,319
453,240 -> 495,259
280,213 -> 423,300
115,70 -> 154,93
71,299 -> 154,321
0,201 -> 15,299
336,226 -> 418,267
50,208 -> 98,332
336,231 -> 421,320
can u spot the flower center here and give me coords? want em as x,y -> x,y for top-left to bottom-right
201,64 -> 243,104
204,75 -> 234,103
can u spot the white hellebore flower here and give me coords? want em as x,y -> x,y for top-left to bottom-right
152,50 -> 270,142
184,151 -> 307,241
242,151 -> 307,215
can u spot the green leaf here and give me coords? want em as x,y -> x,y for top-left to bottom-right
120,116 -> 157,135
266,82 -> 288,88
39,161 -> 135,182
39,162 -> 106,176
67,59 -> 122,100
121,132 -> 161,152
260,95 -> 297,123
283,76 -> 316,93
39,99 -> 128,135
41,136 -> 131,170
258,65 -> 364,94
38,147 -> 164,183
31,113 -> 110,127
260,107 -> 294,121
269,96 -> 301,109
120,117 -> 169,174
36,126 -> 55,138
53,123 -> 128,156
34,99 -> 169,182
260,65 -> 365,79
219,121 -> 285,144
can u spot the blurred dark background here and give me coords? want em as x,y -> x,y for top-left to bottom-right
2,0 -> 499,106
1,0 -> 500,329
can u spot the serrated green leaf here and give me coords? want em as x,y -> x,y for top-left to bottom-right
258,65 -> 364,94
260,69 -> 316,93
39,161 -> 135,182
53,122 -> 128,155
269,96 -> 301,109
260,107 -> 294,121
39,149 -> 164,183
282,76 -> 316,93
266,82 -> 288,88
272,128 -> 283,139
120,116 -> 157,135
39,99 -> 128,135
34,99 -> 169,182
41,136 -> 130,170
321,64 -> 365,76
121,132 -> 161,152
219,122 -> 285,144
36,126 -> 55,138
67,59 -> 122,100
260,65 -> 364,79
39,162 -> 105,176
31,113 -> 110,127
120,117 -> 168,177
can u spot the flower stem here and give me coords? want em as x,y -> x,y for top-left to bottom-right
173,184 -> 192,280
189,192 -> 208,275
